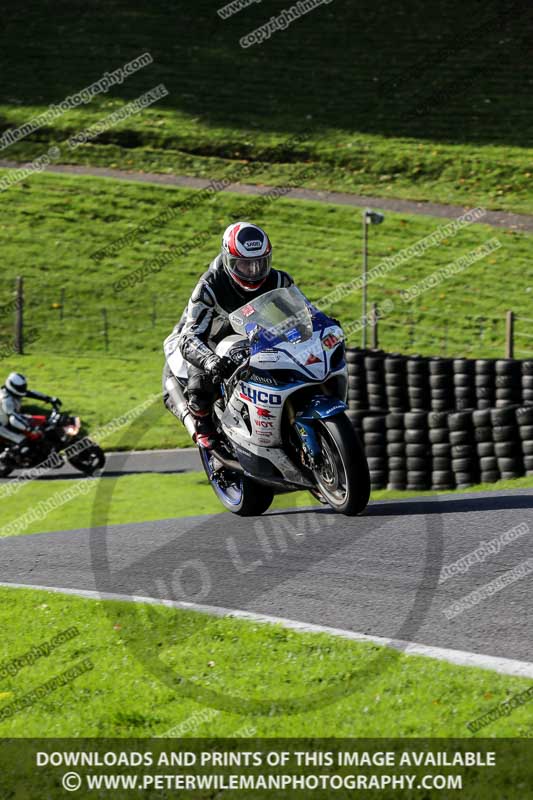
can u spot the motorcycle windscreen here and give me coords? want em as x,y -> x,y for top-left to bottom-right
229,286 -> 313,345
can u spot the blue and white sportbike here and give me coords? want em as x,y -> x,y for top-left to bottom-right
171,286 -> 370,517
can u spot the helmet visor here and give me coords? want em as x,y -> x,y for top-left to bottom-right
227,253 -> 272,283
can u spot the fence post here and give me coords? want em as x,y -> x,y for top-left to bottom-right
409,315 -> 415,351
442,320 -> 448,355
361,214 -> 369,348
505,310 -> 514,359
15,276 -> 24,355
370,302 -> 378,349
101,308 -> 109,352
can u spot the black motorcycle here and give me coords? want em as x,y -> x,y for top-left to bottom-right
0,400 -> 105,478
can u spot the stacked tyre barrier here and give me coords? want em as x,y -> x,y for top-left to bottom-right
518,405 -> 533,475
362,415 -> 387,490
407,358 -> 430,412
453,359 -> 476,411
475,360 -> 495,410
474,409 -> 498,484
449,411 -> 479,488
405,412 -> 431,491
365,354 -> 387,411
430,358 -> 454,411
384,356 -> 408,412
523,361 -> 533,404
386,413 -> 406,490
429,411 -> 454,490
347,350 -> 368,411
345,349 -> 533,491
492,406 -> 523,480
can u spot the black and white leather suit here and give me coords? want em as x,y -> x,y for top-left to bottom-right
164,255 -> 293,416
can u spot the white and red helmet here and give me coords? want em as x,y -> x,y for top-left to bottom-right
222,222 -> 272,291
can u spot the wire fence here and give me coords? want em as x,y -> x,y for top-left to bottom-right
0,279 -> 179,360
348,304 -> 532,360
378,311 -> 507,357
1,277 -> 532,362
514,314 -> 533,358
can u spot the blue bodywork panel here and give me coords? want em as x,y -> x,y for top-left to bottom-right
296,395 -> 348,420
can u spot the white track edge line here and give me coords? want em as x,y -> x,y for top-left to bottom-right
2,581 -> 533,679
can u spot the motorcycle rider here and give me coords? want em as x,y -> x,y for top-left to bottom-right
163,222 -> 293,448
0,372 -> 60,463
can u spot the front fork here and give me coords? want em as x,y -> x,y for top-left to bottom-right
287,398 -> 322,469
289,395 -> 349,469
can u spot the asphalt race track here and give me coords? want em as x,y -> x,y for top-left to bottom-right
3,448 -> 202,482
1,490 -> 532,665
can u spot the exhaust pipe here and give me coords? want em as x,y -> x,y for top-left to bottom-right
164,373 -> 197,440
165,371 -> 243,474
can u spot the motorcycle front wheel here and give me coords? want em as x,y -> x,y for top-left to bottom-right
68,443 -> 106,475
200,449 -> 274,516
311,414 -> 370,516
0,453 -> 13,478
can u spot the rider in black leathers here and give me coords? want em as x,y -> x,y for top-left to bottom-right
163,222 -> 292,447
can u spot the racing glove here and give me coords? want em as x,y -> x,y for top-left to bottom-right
204,355 -> 234,384
204,355 -> 224,384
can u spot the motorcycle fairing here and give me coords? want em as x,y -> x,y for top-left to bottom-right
212,287 -> 351,487
296,396 -> 348,420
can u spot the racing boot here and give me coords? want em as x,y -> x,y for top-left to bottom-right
192,410 -> 219,450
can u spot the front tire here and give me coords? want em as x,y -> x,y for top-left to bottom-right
200,449 -> 274,516
312,414 -> 370,515
68,443 -> 106,475
0,459 -> 13,478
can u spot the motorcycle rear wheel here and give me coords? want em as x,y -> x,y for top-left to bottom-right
311,414 -> 370,515
200,449 -> 274,516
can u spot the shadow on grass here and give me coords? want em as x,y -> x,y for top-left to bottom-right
0,0 -> 531,148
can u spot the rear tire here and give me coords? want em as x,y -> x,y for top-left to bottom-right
312,414 -> 370,516
200,449 -> 274,516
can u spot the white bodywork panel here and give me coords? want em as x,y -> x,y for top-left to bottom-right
212,325 -> 347,485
